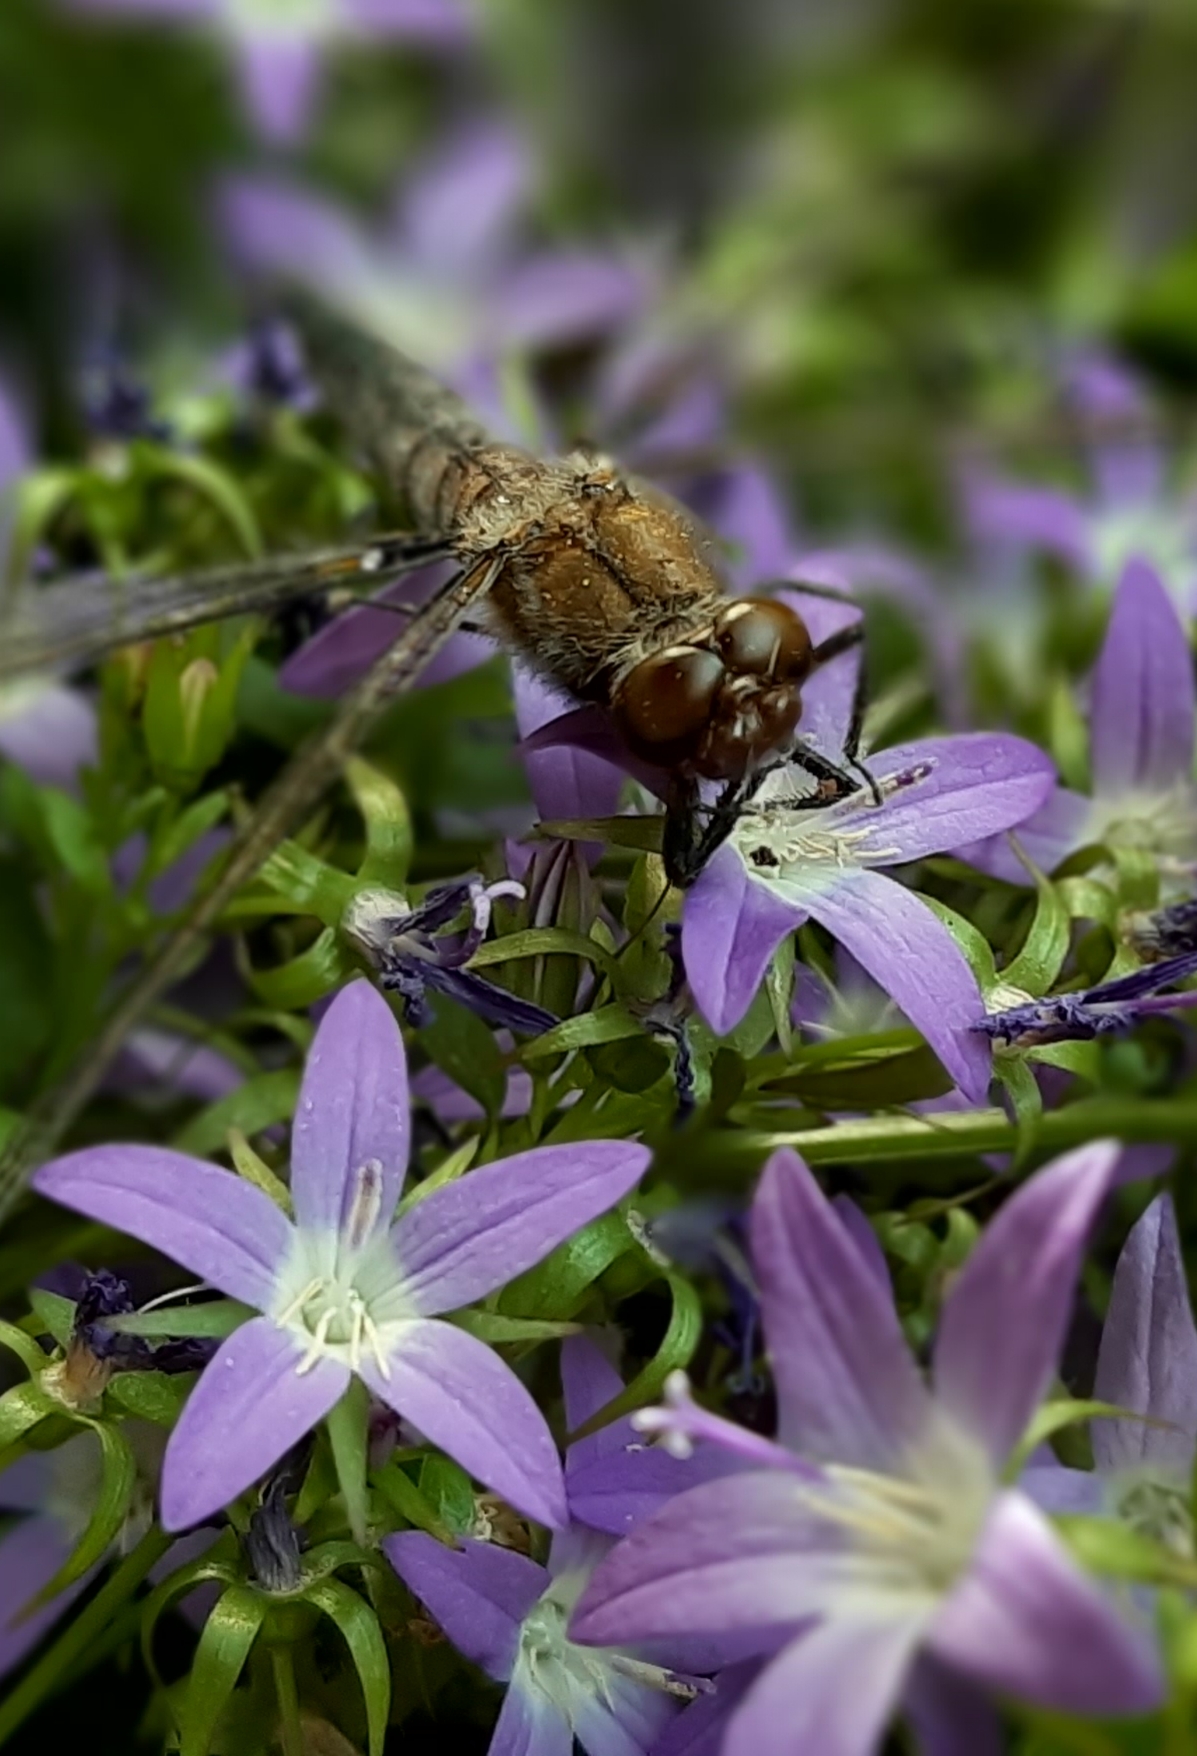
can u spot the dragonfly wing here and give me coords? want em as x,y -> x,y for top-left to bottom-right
0,535 -> 450,681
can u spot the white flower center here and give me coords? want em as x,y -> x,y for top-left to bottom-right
221,0 -> 338,36
794,1415 -> 995,1608
514,1569 -> 695,1730
269,1161 -> 415,1378
1090,783 -> 1197,874
1114,1473 -> 1194,1559
732,763 -> 933,882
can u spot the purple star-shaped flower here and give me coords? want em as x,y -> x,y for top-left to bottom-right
1024,1191 -> 1197,1554
570,1144 -> 1164,1755
963,555 -> 1196,886
386,1335 -> 737,1756
66,0 -> 470,144
964,352 -> 1197,613
677,593 -> 1054,1098
34,980 -> 650,1532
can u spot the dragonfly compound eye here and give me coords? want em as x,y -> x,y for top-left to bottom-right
694,681 -> 804,779
613,647 -> 726,764
713,598 -> 813,683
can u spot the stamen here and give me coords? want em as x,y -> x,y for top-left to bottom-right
632,1372 -> 820,1477
275,1276 -> 324,1327
345,1159 -> 384,1252
296,1305 -> 336,1376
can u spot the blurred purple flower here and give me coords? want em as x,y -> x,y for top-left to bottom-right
66,0 -> 470,144
34,980 -> 650,1530
0,1438 -> 100,1677
571,1144 -> 1164,1754
1024,1193 -> 1197,1557
975,949 -> 1197,1048
385,1335 -> 736,1756
962,557 -> 1195,887
676,599 -> 1053,1098
963,353 -> 1197,613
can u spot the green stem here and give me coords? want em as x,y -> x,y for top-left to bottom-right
704,1097 -> 1197,1171
0,1525 -> 173,1748
271,1644 -> 304,1756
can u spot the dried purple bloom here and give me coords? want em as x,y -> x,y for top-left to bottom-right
79,349 -> 171,443
385,1337 -> 735,1756
1126,896 -> 1197,961
1024,1193 -> 1197,1558
963,557 -> 1196,886
343,876 -> 557,1035
34,981 -> 651,1530
245,1474 -> 305,1593
572,1145 -> 1164,1752
975,949 -> 1197,1048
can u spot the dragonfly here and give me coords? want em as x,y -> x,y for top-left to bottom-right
0,292 -> 867,1208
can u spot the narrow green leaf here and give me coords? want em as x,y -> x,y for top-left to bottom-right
0,1317 -> 49,1376
326,1380 -> 371,1546
539,815 -> 662,853
373,1461 -> 455,1544
28,1290 -> 75,1349
450,1310 -> 580,1345
416,1454 -> 477,1537
568,1273 -> 702,1440
418,997 -> 506,1117
246,929 -> 354,1010
107,1299 -> 251,1339
346,757 -> 413,887
170,1070 -> 301,1156
470,926 -> 618,978
138,447 -> 263,558
146,790 -> 230,881
0,1379 -> 56,1447
522,1003 -> 640,1058
21,1422 -> 135,1609
228,1127 -> 293,1216
919,897 -> 999,988
254,839 -> 358,921
179,1584 -> 266,1756
499,1210 -> 633,1320
1010,1398 -> 1160,1477
307,1577 -> 391,1756
106,1369 -> 195,1426
1003,866 -> 1071,995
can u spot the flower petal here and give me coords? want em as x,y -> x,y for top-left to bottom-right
1090,557 -> 1195,798
279,563 -> 488,698
0,681 -> 97,792
934,1141 -> 1121,1468
392,121 -> 528,276
797,869 -> 992,1102
651,1664 -> 760,1756
903,1655 -> 1005,1756
572,1471 -> 857,1654
0,1515 -> 85,1679
362,1318 -> 567,1528
489,1682 -> 571,1756
234,35 -> 322,146
682,846 -> 805,1037
383,1531 -> 542,1679
1019,1463 -> 1106,1516
390,1141 -> 649,1315
722,1614 -> 924,1756
958,786 -> 1096,884
1092,1193 -> 1197,1475
962,473 -> 1092,570
290,979 -> 410,1237
846,734 -> 1055,863
928,1490 -> 1163,1716
752,1150 -> 933,1469
493,252 -> 649,351
160,1318 -> 347,1531
570,1667 -> 680,1756
561,1334 -> 636,1467
33,1145 -> 290,1307
514,665 -> 624,827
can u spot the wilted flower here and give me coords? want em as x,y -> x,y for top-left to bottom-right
964,557 -> 1196,888
975,949 -> 1197,1048
343,875 -> 557,1034
1024,1193 -> 1197,1558
571,1144 -> 1163,1752
66,0 -> 470,144
35,980 -> 650,1530
386,1336 -> 734,1756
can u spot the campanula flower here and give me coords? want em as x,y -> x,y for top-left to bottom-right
0,1439 -> 102,1677
385,1336 -> 736,1756
1024,1192 -> 1197,1557
67,0 -> 470,144
34,980 -> 650,1531
570,1144 -> 1163,1755
679,592 -> 1054,1098
963,557 -> 1196,888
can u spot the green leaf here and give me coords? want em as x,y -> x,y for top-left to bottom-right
539,815 -> 662,853
170,1070 -> 301,1156
919,897 -> 999,988
522,1003 -> 640,1058
397,1138 -> 478,1215
25,1421 -> 136,1608
28,1290 -> 75,1349
1003,865 -> 1071,995
246,928 -> 354,1010
415,1454 -> 477,1537
137,446 -> 263,559
450,1310 -> 580,1345
0,1379 -> 56,1448
569,1273 -> 702,1440
418,996 -> 506,1117
106,1369 -> 195,1426
470,926 -> 618,979
346,757 -> 414,887
107,1299 -> 252,1340
252,839 -> 357,922
5,467 -> 79,578
1010,1398 -> 1161,1477
499,1210 -> 633,1320
1054,1515 -> 1196,1587
326,1380 -> 371,1546
373,1459 -> 456,1543
0,1317 -> 50,1377
306,1577 -> 391,1756
228,1127 -> 294,1215
146,790 -> 230,881
179,1584 -> 266,1756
